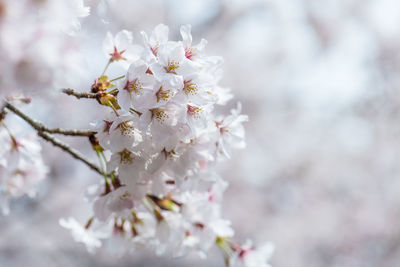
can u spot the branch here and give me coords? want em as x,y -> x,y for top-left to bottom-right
62,88 -> 98,99
4,102 -> 96,137
37,131 -> 103,175
45,128 -> 96,137
3,101 -> 107,177
0,102 -> 6,122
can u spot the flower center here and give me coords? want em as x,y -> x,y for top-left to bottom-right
118,149 -> 134,164
185,48 -> 196,60
118,121 -> 136,137
187,105 -> 202,118
156,87 -> 173,102
125,79 -> 143,94
109,46 -> 126,61
103,120 -> 113,134
184,81 -> 198,96
166,60 -> 180,74
152,108 -> 169,124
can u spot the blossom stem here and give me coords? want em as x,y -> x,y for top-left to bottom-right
101,60 -> 112,76
108,100 -> 120,116
109,75 -> 125,82
1,122 -> 17,145
107,88 -> 119,95
85,217 -> 95,229
216,237 -> 233,257
100,151 -> 114,184
142,199 -> 154,214
96,150 -> 109,184
100,152 -> 108,167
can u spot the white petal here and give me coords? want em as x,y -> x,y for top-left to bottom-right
152,24 -> 169,44
128,59 -> 148,79
180,24 -> 193,48
115,30 -> 133,51
103,31 -> 115,54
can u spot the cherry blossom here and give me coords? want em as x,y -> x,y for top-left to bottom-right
103,30 -> 135,63
60,23 -> 269,267
59,217 -> 111,253
0,126 -> 48,215
230,241 -> 275,267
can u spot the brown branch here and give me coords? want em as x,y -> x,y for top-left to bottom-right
62,88 -> 98,99
37,131 -> 103,175
3,101 -> 109,177
4,102 -> 96,137
45,128 -> 96,136
0,102 -> 6,122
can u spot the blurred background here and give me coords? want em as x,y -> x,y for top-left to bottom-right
2,0 -> 400,266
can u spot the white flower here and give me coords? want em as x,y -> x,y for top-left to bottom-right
180,24 -> 208,61
153,211 -> 185,256
150,41 -> 197,83
59,217 -> 110,253
107,113 -> 143,153
103,30 -> 142,67
151,76 -> 184,108
140,102 -> 188,150
121,73 -> 183,113
0,128 -> 48,215
213,86 -> 234,106
216,103 -> 249,159
61,0 -> 90,34
90,118 -> 114,149
107,149 -> 147,186
118,59 -> 156,112
141,23 -> 169,63
177,73 -> 217,106
94,186 -> 137,221
183,104 -> 213,136
132,211 -> 157,241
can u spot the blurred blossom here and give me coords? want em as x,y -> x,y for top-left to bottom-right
0,0 -> 89,96
0,120 -> 48,215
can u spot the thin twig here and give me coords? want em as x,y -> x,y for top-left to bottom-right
102,60 -> 112,76
4,101 -> 111,177
0,102 -> 6,122
4,102 -> 96,136
37,131 -> 103,175
45,128 -> 96,136
62,88 -> 98,99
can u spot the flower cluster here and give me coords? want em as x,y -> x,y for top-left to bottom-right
61,24 -> 273,266
0,122 -> 48,215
